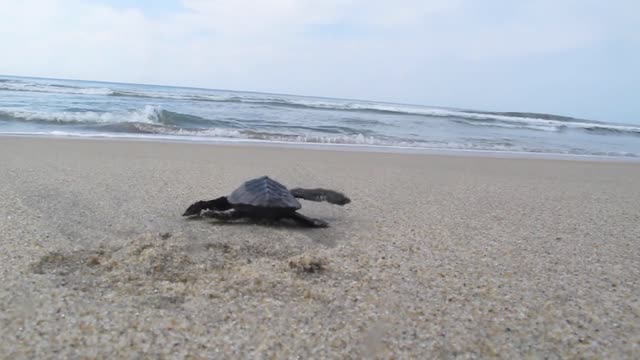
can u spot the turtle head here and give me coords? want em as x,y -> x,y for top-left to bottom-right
183,201 -> 206,216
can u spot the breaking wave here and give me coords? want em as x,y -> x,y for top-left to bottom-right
0,106 -> 158,124
582,125 -> 640,136
0,105 -> 391,145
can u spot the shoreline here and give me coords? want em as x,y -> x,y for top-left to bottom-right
2,132 -> 639,163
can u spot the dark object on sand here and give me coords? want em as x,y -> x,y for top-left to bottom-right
183,176 -> 350,228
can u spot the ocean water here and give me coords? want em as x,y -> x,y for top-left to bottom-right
1,75 -> 639,157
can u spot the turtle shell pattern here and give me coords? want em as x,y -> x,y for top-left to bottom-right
228,176 -> 302,209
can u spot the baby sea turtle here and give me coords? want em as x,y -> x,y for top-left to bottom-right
183,176 -> 350,228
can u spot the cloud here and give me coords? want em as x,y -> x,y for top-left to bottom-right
0,0 -> 610,79
0,0 -> 638,121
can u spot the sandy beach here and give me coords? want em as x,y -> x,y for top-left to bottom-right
0,136 -> 638,358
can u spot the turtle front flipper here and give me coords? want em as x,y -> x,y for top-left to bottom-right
183,196 -> 232,216
202,209 -> 244,222
288,212 -> 329,228
290,188 -> 351,206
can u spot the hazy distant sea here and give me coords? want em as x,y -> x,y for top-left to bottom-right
1,75 -> 639,157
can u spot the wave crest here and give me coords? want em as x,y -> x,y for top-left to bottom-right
0,81 -> 113,96
0,105 -> 160,124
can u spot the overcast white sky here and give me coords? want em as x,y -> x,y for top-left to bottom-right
1,0 -> 638,123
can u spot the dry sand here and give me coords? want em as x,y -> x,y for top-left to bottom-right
0,137 -> 639,359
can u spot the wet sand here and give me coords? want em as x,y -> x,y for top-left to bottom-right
0,137 -> 639,358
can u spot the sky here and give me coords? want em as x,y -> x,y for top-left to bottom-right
0,0 -> 638,123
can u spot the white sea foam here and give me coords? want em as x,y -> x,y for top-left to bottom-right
292,133 -> 381,145
0,82 -> 113,96
0,105 -> 162,124
2,129 -> 638,159
135,124 -> 244,138
453,119 -> 562,132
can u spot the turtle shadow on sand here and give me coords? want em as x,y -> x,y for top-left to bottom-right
188,217 -> 341,247
187,214 -> 342,230
182,176 -> 351,228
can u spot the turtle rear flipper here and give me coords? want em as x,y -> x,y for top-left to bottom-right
290,188 -> 351,206
288,212 -> 329,228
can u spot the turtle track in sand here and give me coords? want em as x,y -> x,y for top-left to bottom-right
29,232 -> 361,309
